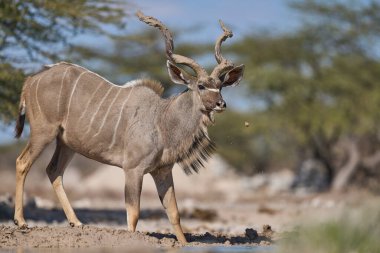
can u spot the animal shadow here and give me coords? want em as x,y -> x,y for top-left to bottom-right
147,231 -> 272,245
0,202 -> 166,224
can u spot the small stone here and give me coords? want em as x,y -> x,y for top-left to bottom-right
245,228 -> 258,240
263,224 -> 272,233
262,224 -> 274,237
204,232 -> 213,238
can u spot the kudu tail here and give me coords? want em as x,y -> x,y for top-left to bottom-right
15,87 -> 26,139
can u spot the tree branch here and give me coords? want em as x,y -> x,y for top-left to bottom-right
332,138 -> 361,191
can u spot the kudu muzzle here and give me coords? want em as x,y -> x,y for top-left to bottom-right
215,100 -> 226,112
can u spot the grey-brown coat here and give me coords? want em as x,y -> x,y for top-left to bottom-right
13,12 -> 244,244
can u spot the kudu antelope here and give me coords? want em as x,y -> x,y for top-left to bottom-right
13,12 -> 244,243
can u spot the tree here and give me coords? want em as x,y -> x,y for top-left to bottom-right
0,0 -> 128,122
211,0 -> 380,191
0,63 -> 25,123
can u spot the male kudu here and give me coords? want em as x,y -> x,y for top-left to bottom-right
13,11 -> 244,243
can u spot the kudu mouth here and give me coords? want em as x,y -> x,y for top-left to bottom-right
202,106 -> 225,114
202,106 -> 225,124
213,106 -> 226,113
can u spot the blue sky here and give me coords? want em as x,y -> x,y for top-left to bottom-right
72,0 -> 300,50
0,0 -> 300,144
134,0 -> 300,40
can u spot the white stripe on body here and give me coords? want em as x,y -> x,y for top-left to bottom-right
34,76 -> 43,115
121,87 -> 140,165
57,66 -> 71,116
85,86 -> 114,135
64,70 -> 89,125
29,77 -> 38,88
25,78 -> 38,116
109,86 -> 135,149
93,88 -> 122,137
78,80 -> 104,121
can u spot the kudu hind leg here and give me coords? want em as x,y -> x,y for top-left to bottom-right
151,168 -> 187,244
46,139 -> 81,227
14,135 -> 55,228
14,142 -> 33,228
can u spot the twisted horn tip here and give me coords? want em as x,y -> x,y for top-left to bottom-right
218,19 -> 233,38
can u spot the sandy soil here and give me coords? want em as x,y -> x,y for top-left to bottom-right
0,153 -> 378,249
1,190 -> 375,249
0,224 -> 272,249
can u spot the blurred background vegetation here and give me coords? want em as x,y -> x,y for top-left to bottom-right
278,205 -> 380,253
1,0 -> 380,193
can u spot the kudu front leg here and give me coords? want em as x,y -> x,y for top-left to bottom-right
124,169 -> 144,232
151,168 -> 187,244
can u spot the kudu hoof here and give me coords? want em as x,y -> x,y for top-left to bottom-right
69,221 -> 83,227
14,219 -> 29,229
19,224 -> 29,230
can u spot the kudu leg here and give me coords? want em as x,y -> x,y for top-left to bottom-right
124,169 -> 144,232
151,168 -> 187,244
14,142 -> 33,228
46,139 -> 81,227
14,137 -> 53,228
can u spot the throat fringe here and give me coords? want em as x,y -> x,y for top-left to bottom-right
176,128 -> 216,175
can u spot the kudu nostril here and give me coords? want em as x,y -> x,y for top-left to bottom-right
216,101 -> 226,108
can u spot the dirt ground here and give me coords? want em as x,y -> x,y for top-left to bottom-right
0,224 -> 273,248
1,190 -> 375,249
0,153 -> 378,249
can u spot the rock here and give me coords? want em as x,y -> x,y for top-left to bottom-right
262,224 -> 274,237
245,228 -> 258,240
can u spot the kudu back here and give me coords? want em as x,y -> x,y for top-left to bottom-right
13,12 -> 244,243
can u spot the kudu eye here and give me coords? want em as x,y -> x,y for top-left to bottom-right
198,84 -> 206,90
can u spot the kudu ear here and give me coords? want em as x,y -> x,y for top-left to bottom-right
167,61 -> 194,85
219,64 -> 245,87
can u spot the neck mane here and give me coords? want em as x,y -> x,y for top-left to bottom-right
159,90 -> 215,174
